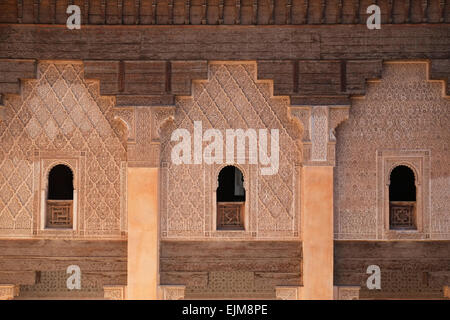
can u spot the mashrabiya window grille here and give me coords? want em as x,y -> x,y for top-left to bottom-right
389,165 -> 417,230
46,164 -> 74,229
216,166 -> 245,230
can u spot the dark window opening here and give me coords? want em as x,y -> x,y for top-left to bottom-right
46,164 -> 73,229
389,165 -> 416,202
217,166 -> 245,230
217,165 -> 245,202
389,165 -> 417,230
48,165 -> 74,200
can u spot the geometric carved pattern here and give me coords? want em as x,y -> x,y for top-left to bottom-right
185,271 -> 275,299
104,285 -> 127,300
290,105 -> 349,166
311,106 -> 328,161
335,241 -> 450,300
216,202 -> 244,230
335,62 -> 450,240
159,285 -> 185,300
334,286 -> 360,300
0,62 -> 127,237
389,202 -> 416,230
19,270 -> 103,298
160,62 -> 302,239
126,106 -> 175,168
275,286 -> 301,300
0,284 -> 19,300
46,200 -> 73,228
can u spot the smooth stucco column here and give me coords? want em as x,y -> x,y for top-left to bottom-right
127,167 -> 159,299
301,166 -> 334,300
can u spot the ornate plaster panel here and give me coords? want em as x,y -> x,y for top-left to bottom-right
335,62 -> 450,240
160,62 -> 302,239
0,62 -> 127,238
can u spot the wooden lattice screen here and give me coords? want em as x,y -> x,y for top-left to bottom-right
46,200 -> 73,228
217,202 -> 244,230
389,201 -> 416,230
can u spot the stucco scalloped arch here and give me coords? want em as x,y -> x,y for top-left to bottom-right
45,161 -> 76,190
213,164 -> 248,191
387,162 -> 420,186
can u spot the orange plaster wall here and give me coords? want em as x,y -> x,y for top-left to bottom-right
301,166 -> 334,300
127,167 -> 159,300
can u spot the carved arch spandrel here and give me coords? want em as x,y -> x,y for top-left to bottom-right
151,107 -> 176,142
290,105 -> 349,166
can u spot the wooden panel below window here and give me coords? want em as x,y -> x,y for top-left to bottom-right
389,201 -> 416,230
46,200 -> 73,228
217,202 -> 244,230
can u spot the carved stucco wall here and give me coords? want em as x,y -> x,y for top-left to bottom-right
159,62 -> 303,239
334,62 -> 450,240
0,61 -> 127,237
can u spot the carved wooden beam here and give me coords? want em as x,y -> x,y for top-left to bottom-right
51,0 -> 56,24
185,0 -> 190,24
102,0 -> 106,24
321,0 -> 326,23
340,60 -> 347,93
388,0 -> 394,23
304,0 -> 309,24
286,0 -> 292,24
118,0 -> 123,24
84,0 -> 90,24
422,0 -> 429,22
135,0 -> 141,24
168,0 -> 174,24
17,0 -> 23,23
219,0 -> 224,24
253,0 -> 258,24
119,60 -> 125,93
33,0 -> 39,24
153,0 -> 157,24
269,0 -> 274,24
354,0 -> 360,24
236,0 -> 241,24
439,0 -> 446,22
201,0 -> 207,24
406,0 -> 412,23
165,61 -> 171,93
293,60 -> 299,93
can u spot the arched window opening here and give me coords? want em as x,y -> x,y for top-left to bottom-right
216,166 -> 245,230
389,165 -> 416,230
46,164 -> 74,229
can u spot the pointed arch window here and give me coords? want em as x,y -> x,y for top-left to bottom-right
216,166 -> 245,230
46,164 -> 74,228
389,165 -> 417,230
